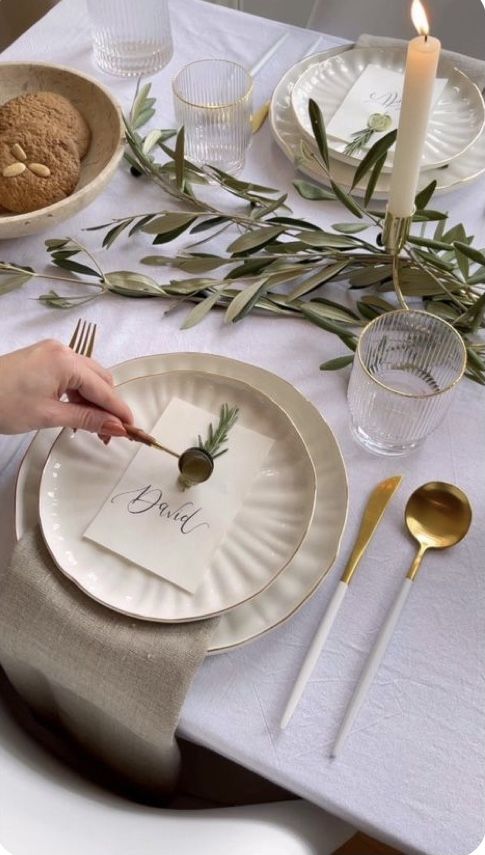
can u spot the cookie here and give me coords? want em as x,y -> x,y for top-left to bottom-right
0,129 -> 81,213
0,91 -> 91,158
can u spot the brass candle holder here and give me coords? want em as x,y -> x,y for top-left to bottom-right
382,208 -> 413,255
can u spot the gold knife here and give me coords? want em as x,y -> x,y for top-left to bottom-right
280,475 -> 402,730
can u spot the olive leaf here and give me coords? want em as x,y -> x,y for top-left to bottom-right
102,220 -> 132,249
351,129 -> 397,189
454,245 -> 470,280
225,279 -> 268,323
332,223 -> 370,234
293,180 -> 336,201
453,241 -> 485,267
287,261 -> 349,301
190,216 -> 229,234
228,226 -> 285,254
142,213 -> 199,235
301,304 -> 358,350
130,82 -> 156,130
415,180 -> 438,210
349,265 -> 393,287
308,98 -> 329,170
364,152 -> 386,207
297,230 -> 357,249
181,290 -> 225,329
142,129 -> 165,156
320,355 -> 354,371
51,258 -> 101,278
330,181 -> 364,219
175,127 -> 185,190
104,271 -> 163,296
0,270 -> 33,294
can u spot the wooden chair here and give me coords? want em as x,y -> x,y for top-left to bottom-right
0,0 -> 59,51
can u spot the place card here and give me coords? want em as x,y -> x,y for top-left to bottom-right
326,63 -> 447,149
84,398 -> 274,594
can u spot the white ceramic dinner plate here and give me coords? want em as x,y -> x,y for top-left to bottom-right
17,353 -> 348,653
291,47 -> 485,172
271,45 -> 485,199
39,370 -> 316,623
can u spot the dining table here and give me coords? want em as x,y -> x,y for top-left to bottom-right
0,1 -> 484,854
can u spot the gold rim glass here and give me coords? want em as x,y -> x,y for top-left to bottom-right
348,309 -> 466,455
172,59 -> 253,173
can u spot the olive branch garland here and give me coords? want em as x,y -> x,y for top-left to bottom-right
1,82 -> 484,384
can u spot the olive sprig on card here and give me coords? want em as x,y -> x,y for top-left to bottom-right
178,404 -> 239,489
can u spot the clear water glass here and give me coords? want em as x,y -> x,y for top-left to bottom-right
87,0 -> 173,77
172,60 -> 253,174
347,309 -> 466,456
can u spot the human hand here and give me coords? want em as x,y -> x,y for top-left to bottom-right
0,339 -> 133,436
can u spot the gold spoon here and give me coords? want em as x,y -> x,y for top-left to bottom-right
332,481 -> 472,757
405,481 -> 472,580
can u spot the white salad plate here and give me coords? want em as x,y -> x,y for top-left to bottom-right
271,45 -> 485,200
291,47 -> 485,172
39,370 -> 316,623
17,353 -> 348,653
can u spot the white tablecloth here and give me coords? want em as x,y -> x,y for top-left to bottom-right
0,2 -> 484,853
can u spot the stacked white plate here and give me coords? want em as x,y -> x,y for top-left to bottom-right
271,44 -> 485,199
17,353 -> 348,654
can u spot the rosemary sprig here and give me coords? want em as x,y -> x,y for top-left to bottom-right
344,127 -> 375,157
198,405 -> 239,459
344,113 -> 393,158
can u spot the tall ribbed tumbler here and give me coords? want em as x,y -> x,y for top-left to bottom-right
347,310 -> 466,455
172,60 -> 253,174
87,0 -> 173,77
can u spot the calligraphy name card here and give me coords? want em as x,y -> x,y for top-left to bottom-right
84,398 -> 274,594
326,63 -> 447,150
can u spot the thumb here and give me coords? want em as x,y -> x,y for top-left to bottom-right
49,400 -> 128,435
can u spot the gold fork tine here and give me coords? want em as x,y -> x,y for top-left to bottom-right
85,323 -> 97,358
78,321 -> 90,355
68,318 -> 82,351
68,319 -> 97,357
73,319 -> 87,354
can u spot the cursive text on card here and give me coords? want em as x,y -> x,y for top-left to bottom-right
111,484 -> 210,535
366,89 -> 401,111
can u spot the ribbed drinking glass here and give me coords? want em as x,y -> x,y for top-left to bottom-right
172,60 -> 253,173
347,309 -> 466,455
87,0 -> 173,77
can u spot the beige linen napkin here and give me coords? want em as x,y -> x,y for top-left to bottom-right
357,33 -> 485,89
0,527 -> 217,801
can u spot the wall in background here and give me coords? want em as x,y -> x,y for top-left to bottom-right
1,0 -> 484,59
208,0 -> 485,59
230,0 -> 315,27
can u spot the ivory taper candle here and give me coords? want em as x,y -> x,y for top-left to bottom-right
388,0 -> 441,218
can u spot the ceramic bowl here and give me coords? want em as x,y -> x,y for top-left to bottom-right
0,62 -> 124,238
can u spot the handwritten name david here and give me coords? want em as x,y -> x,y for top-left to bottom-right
111,484 -> 210,536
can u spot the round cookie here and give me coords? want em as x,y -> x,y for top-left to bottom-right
0,91 -> 91,158
0,129 -> 80,214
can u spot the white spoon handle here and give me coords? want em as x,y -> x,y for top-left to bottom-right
281,581 -> 348,730
331,577 -> 413,757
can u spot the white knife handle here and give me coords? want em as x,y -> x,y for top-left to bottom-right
331,577 -> 413,757
281,581 -> 348,730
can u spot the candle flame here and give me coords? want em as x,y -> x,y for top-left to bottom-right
411,0 -> 430,36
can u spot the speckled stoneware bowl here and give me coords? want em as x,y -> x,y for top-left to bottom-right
0,62 -> 124,238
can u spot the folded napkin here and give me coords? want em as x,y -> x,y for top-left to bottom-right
357,33 -> 485,90
0,527 -> 217,801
